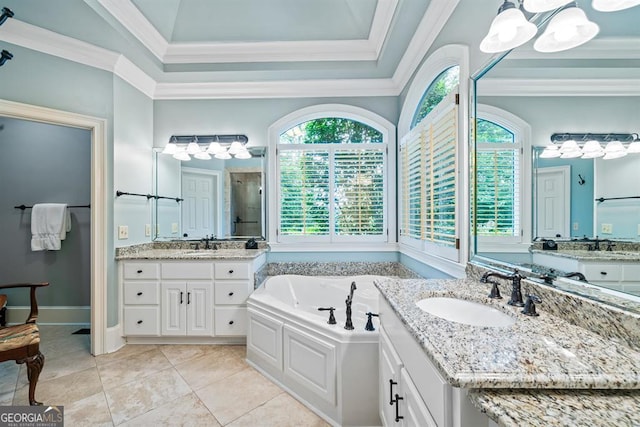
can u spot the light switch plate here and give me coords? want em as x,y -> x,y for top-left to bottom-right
601,223 -> 613,234
118,225 -> 129,239
145,224 -> 151,237
171,223 -> 179,233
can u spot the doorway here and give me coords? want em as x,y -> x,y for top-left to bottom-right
0,99 -> 107,355
181,168 -> 222,239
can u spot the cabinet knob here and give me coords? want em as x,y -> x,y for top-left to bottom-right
228,320 -> 234,325
137,292 -> 143,296
137,320 -> 143,324
600,271 -> 608,275
228,269 -> 234,274
137,269 -> 143,274
228,292 -> 234,296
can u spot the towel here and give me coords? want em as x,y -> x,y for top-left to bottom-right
31,203 -> 71,251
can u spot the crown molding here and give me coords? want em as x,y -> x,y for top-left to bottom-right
99,0 -> 398,64
391,0 -> 460,90
477,78 -> 640,96
153,79 -> 399,100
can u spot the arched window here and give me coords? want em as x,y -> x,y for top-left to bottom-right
275,114 -> 390,243
411,65 -> 459,128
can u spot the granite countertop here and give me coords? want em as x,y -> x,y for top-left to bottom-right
467,389 -> 640,427
374,277 -> 640,389
531,249 -> 640,262
115,248 -> 267,260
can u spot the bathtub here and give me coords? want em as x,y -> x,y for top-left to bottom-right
246,275 -> 384,427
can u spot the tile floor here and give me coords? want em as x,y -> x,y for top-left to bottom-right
0,325 -> 330,426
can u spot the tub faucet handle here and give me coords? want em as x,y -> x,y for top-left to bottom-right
317,307 -> 336,325
365,312 -> 379,331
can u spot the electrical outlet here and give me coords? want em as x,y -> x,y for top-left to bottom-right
572,222 -> 579,231
601,223 -> 613,234
171,223 -> 179,233
145,224 -> 151,237
118,225 -> 129,239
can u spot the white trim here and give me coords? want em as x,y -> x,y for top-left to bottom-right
477,78 -> 640,97
105,324 -> 126,354
99,0 -> 398,64
0,99 -> 108,356
400,246 -> 466,278
267,104 -> 396,246
268,243 -> 399,253
5,306 -> 90,325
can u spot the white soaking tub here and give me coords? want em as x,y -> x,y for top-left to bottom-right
246,275 -> 383,427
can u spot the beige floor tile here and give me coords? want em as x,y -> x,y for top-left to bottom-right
228,393 -> 331,427
17,347 -> 96,388
105,367 -> 192,425
121,393 -> 220,427
98,348 -> 172,390
63,391 -> 114,427
174,346 -> 249,391
13,367 -> 103,407
95,344 -> 158,366
159,344 -> 223,366
39,330 -> 91,358
196,368 -> 284,425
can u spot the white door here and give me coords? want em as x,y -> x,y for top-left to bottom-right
181,171 -> 217,239
536,166 -> 570,239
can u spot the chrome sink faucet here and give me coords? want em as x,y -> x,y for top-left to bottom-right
344,281 -> 357,330
480,270 -> 524,307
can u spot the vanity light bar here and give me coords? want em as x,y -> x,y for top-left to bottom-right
541,133 -> 640,160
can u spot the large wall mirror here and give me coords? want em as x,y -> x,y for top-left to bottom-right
471,2 -> 640,310
153,146 -> 267,240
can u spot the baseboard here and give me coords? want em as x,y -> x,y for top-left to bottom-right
5,305 -> 90,325
105,323 -> 126,355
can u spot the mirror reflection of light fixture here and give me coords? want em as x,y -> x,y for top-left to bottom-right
559,139 -> 582,158
234,149 -> 252,160
591,0 -> 640,11
523,0 -> 572,12
214,150 -> 232,160
533,3 -> 599,52
480,0 -> 538,53
603,140 -> 627,159
540,144 -> 562,158
580,139 -> 604,158
627,136 -> 640,153
173,148 -> 190,161
548,133 -> 639,160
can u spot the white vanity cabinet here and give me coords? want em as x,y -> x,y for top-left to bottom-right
122,262 -> 161,336
213,262 -> 252,336
379,297 -> 494,427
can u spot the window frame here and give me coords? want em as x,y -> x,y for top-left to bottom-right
267,104 -> 396,250
475,104 -> 532,253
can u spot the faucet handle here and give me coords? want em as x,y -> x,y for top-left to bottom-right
365,312 -> 379,331
522,294 -> 542,317
487,281 -> 502,299
317,307 -> 336,325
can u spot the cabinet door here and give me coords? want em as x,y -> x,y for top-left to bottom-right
186,282 -> 212,336
398,368 -> 437,427
380,328 -> 403,426
161,282 -> 187,335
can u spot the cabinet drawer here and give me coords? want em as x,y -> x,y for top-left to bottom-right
583,264 -> 622,282
215,307 -> 248,336
124,281 -> 159,305
123,263 -> 160,280
162,262 -> 213,280
215,281 -> 250,305
623,264 -> 640,282
215,263 -> 250,280
124,307 -> 160,336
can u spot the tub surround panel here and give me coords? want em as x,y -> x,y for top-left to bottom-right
374,277 -> 640,389
466,263 -> 640,350
468,389 -> 640,427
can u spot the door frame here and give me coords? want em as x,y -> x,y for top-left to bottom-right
0,99 -> 107,356
535,165 -> 570,239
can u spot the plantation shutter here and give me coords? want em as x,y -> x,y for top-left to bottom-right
279,149 -> 330,236
476,146 -> 520,237
334,148 -> 385,236
400,90 -> 458,253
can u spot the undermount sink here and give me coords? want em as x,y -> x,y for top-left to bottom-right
415,297 -> 515,327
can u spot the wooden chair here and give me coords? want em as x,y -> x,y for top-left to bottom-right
0,282 -> 48,405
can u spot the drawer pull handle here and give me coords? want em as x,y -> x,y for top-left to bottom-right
137,292 -> 143,296
180,291 -> 184,304
394,394 -> 404,422
600,271 -> 607,275
389,379 -> 397,405
229,320 -> 234,325
137,320 -> 143,324
228,269 -> 234,274
228,292 -> 234,296
187,292 -> 191,305
137,269 -> 143,274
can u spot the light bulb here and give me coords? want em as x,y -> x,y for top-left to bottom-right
173,149 -> 190,161
234,149 -> 252,159
228,141 -> 244,155
186,141 -> 201,155
215,149 -> 232,160
162,142 -> 177,155
206,142 -> 224,154
194,151 -> 212,160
